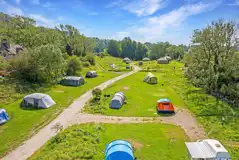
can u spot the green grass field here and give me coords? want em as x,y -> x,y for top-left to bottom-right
85,60 -> 239,159
0,56 -> 127,157
30,123 -> 189,160
84,61 -> 186,116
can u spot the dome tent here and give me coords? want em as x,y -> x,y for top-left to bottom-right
123,57 -> 131,63
157,57 -> 169,64
85,71 -> 97,78
61,76 -> 85,86
105,140 -> 134,160
142,57 -> 150,61
23,93 -> 56,109
110,92 -> 125,109
0,109 -> 9,125
144,72 -> 157,84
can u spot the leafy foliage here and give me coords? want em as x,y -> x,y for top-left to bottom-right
66,55 -> 82,76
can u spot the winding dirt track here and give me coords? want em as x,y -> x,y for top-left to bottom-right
3,66 -> 207,160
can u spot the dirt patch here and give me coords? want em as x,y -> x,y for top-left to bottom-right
123,86 -> 130,90
127,139 -> 143,149
54,90 -> 64,93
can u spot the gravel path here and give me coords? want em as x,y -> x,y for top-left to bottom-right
3,65 -> 207,160
3,66 -> 140,160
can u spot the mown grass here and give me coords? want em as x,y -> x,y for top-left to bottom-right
84,61 -> 185,116
85,60 -> 239,159
30,123 -> 189,160
0,56 -> 127,157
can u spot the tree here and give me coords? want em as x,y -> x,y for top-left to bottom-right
135,42 -> 147,60
107,40 -> 121,57
186,20 -> 239,103
66,55 -> 82,76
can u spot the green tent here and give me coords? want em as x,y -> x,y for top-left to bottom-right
60,76 -> 85,86
144,72 -> 157,84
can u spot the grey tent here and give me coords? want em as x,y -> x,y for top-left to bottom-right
165,56 -> 172,61
126,66 -> 131,70
157,57 -> 169,64
23,93 -> 56,109
138,61 -> 143,65
123,57 -> 131,63
142,57 -> 150,61
110,92 -> 125,109
61,76 -> 85,86
144,72 -> 157,84
85,71 -> 97,78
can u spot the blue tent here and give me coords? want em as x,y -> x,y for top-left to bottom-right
110,92 -> 125,109
0,109 -> 9,125
105,140 -> 134,160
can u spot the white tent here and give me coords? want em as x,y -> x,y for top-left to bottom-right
23,93 -> 56,109
185,139 -> 231,160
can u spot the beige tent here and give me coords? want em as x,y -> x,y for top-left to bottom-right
144,72 -> 157,84
157,58 -> 169,64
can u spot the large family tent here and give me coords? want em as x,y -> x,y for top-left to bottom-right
105,140 -> 134,160
110,92 -> 125,109
144,72 -> 158,84
23,93 -> 56,109
85,71 -> 97,78
123,57 -> 131,63
0,109 -> 9,125
185,139 -> 231,160
156,98 -> 175,113
142,57 -> 150,61
61,76 -> 85,86
157,57 -> 169,64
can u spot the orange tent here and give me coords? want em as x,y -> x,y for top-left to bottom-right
156,98 -> 175,113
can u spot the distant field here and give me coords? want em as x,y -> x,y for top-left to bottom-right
30,123 -> 189,160
0,56 -> 125,157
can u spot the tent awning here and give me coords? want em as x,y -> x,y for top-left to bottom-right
185,142 -> 215,159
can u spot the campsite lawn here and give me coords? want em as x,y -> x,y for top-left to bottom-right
0,71 -> 119,157
85,61 -> 239,159
84,61 -> 186,117
30,123 -> 189,160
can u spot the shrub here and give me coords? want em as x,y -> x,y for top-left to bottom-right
82,61 -> 91,67
0,56 -> 9,70
92,88 -> 102,99
85,54 -> 95,65
66,55 -> 82,76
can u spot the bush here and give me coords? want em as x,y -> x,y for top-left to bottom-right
66,55 -> 82,76
92,88 -> 102,98
82,61 -> 91,67
0,56 -> 9,70
9,44 -> 66,83
85,54 -> 95,65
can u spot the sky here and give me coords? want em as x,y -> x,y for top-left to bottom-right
0,0 -> 239,44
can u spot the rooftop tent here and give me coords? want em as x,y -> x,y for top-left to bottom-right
110,92 -> 125,109
61,76 -> 85,86
156,98 -> 175,113
164,56 -> 172,61
157,57 -> 169,64
185,139 -> 231,160
0,109 -> 9,125
85,71 -> 97,78
142,57 -> 150,61
105,140 -> 134,160
144,72 -> 157,84
23,93 -> 56,109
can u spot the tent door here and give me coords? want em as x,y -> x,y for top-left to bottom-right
34,99 -> 39,108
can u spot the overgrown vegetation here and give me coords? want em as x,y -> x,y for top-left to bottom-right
185,20 -> 239,105
30,123 -> 188,160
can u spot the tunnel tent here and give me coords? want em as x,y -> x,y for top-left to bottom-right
85,71 -> 97,78
61,76 -> 85,86
110,92 -> 125,109
142,57 -> 150,61
105,140 -> 134,160
144,72 -> 158,84
157,57 -> 169,64
0,109 -> 9,125
23,93 -> 56,109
